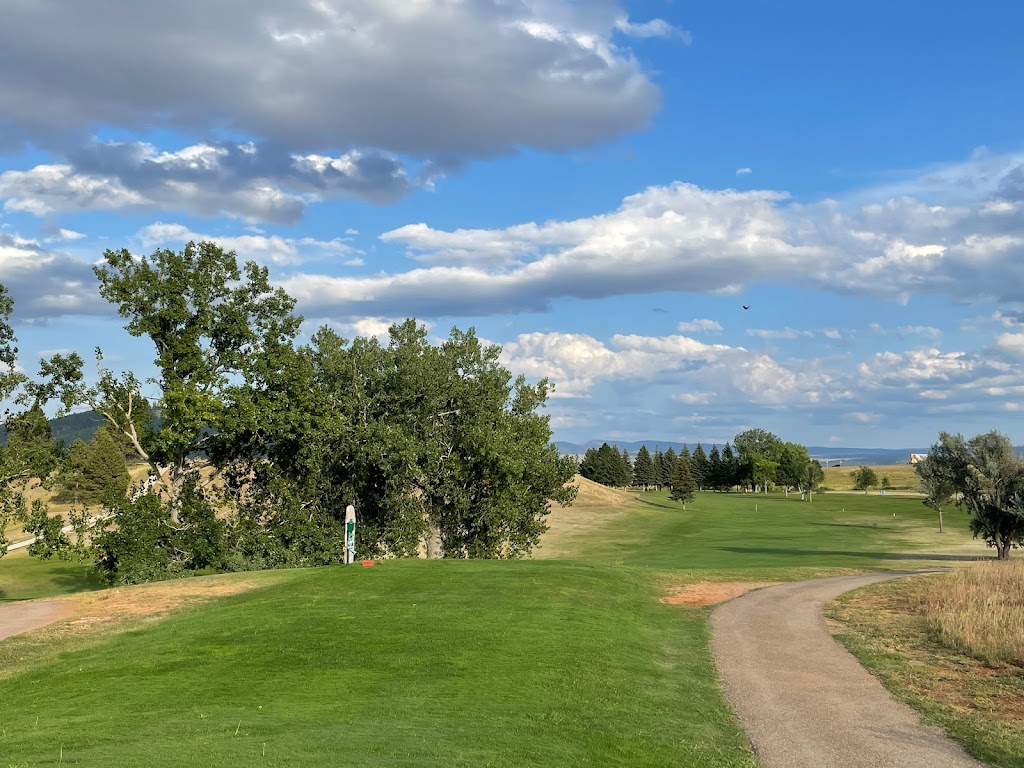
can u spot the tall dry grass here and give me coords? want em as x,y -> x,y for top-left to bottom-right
922,559 -> 1024,665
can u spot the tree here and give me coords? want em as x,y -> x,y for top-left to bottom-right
669,456 -> 696,509
35,241 -> 302,523
733,428 -> 784,490
915,455 -> 955,533
632,445 -> 656,490
921,431 -> 1024,558
690,443 -> 708,490
850,466 -> 879,492
720,442 -> 737,491
799,460 -> 824,501
224,322 -> 577,562
82,426 -> 131,504
652,448 -> 664,489
776,442 -> 811,496
658,446 -> 677,488
708,444 -> 722,491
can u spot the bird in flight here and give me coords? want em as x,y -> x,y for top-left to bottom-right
742,305 -> 750,310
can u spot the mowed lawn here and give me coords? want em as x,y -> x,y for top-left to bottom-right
539,489 -> 987,573
0,561 -> 756,767
0,484 -> 991,766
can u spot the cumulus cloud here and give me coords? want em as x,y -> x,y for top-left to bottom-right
277,149 -> 1024,318
736,167 -> 752,175
136,223 -> 363,266
0,141 -> 423,221
677,318 -> 723,333
0,235 -> 103,319
0,1 -> 661,162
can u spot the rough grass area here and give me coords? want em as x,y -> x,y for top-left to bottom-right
826,573 -> 1024,767
0,561 -> 757,768
923,560 -> 1024,664
821,463 -> 921,492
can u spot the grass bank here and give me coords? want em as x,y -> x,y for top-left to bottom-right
0,560 -> 756,767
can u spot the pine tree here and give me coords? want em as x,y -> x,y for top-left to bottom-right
621,450 -> 633,486
632,445 -> 656,489
55,439 -> 91,505
708,444 -> 723,491
659,446 -> 677,488
721,442 -> 737,491
652,448 -> 664,489
691,443 -> 708,490
578,447 -> 600,481
81,427 -> 131,504
669,456 -> 696,509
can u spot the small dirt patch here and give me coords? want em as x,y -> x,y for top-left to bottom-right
661,581 -> 781,606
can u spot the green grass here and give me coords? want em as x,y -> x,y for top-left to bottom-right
546,490 -> 986,574
0,560 -> 756,767
0,487 -> 996,766
0,549 -> 102,601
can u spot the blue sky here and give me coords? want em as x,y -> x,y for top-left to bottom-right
1,0 -> 1023,449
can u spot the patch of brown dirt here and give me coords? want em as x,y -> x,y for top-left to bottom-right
48,576 -> 266,637
661,580 -> 782,606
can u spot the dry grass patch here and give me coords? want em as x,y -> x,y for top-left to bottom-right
827,572 -> 1024,765
821,463 -> 921,492
922,559 -> 1024,665
537,476 -> 641,559
660,581 -> 781,606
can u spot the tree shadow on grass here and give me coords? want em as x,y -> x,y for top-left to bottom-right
718,547 -> 991,562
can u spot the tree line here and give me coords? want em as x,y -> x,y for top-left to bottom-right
579,428 -> 826,501
1,242 -> 578,585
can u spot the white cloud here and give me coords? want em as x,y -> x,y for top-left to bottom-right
135,223 -> 362,267
746,327 -> 813,340
677,318 -> 723,333
0,234 -> 102,319
736,167 -> 752,175
276,149 -> 1024,318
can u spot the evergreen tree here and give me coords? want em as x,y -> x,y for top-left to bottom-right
669,456 -> 696,509
659,446 -> 677,488
721,442 -> 737,491
55,439 -> 91,505
579,448 -> 600,481
85,426 -> 131,502
610,445 -> 631,487
708,444 -> 723,491
621,450 -> 633,486
652,448 -> 664,489
632,445 -> 656,489
691,443 -> 708,490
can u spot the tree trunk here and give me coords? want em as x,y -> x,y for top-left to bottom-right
996,535 -> 1011,560
938,508 -> 943,533
424,522 -> 443,559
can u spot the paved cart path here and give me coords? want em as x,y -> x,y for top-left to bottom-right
0,600 -> 75,642
711,572 -> 982,768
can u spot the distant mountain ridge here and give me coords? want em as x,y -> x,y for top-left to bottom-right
554,440 -> 933,466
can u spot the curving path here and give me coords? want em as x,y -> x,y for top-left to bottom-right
711,572 -> 982,768
0,600 -> 75,642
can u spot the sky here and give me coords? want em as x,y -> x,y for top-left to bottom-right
1,0 -> 1023,450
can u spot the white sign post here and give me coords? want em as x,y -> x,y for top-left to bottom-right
344,504 -> 356,565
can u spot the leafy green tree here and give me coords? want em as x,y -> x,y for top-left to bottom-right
658,446 -> 677,488
850,466 -> 879,492
35,241 -> 302,523
632,445 -> 656,489
669,456 -> 696,509
733,428 -> 784,490
776,442 -> 811,496
921,431 -> 1024,558
915,455 -> 955,533
799,460 -> 824,501
224,322 -> 576,562
690,443 -> 708,490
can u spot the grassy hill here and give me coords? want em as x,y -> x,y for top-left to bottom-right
0,481 -> 994,766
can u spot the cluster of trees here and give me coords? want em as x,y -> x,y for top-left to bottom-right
916,431 -> 1024,559
579,429 -> 825,502
2,242 -> 577,585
